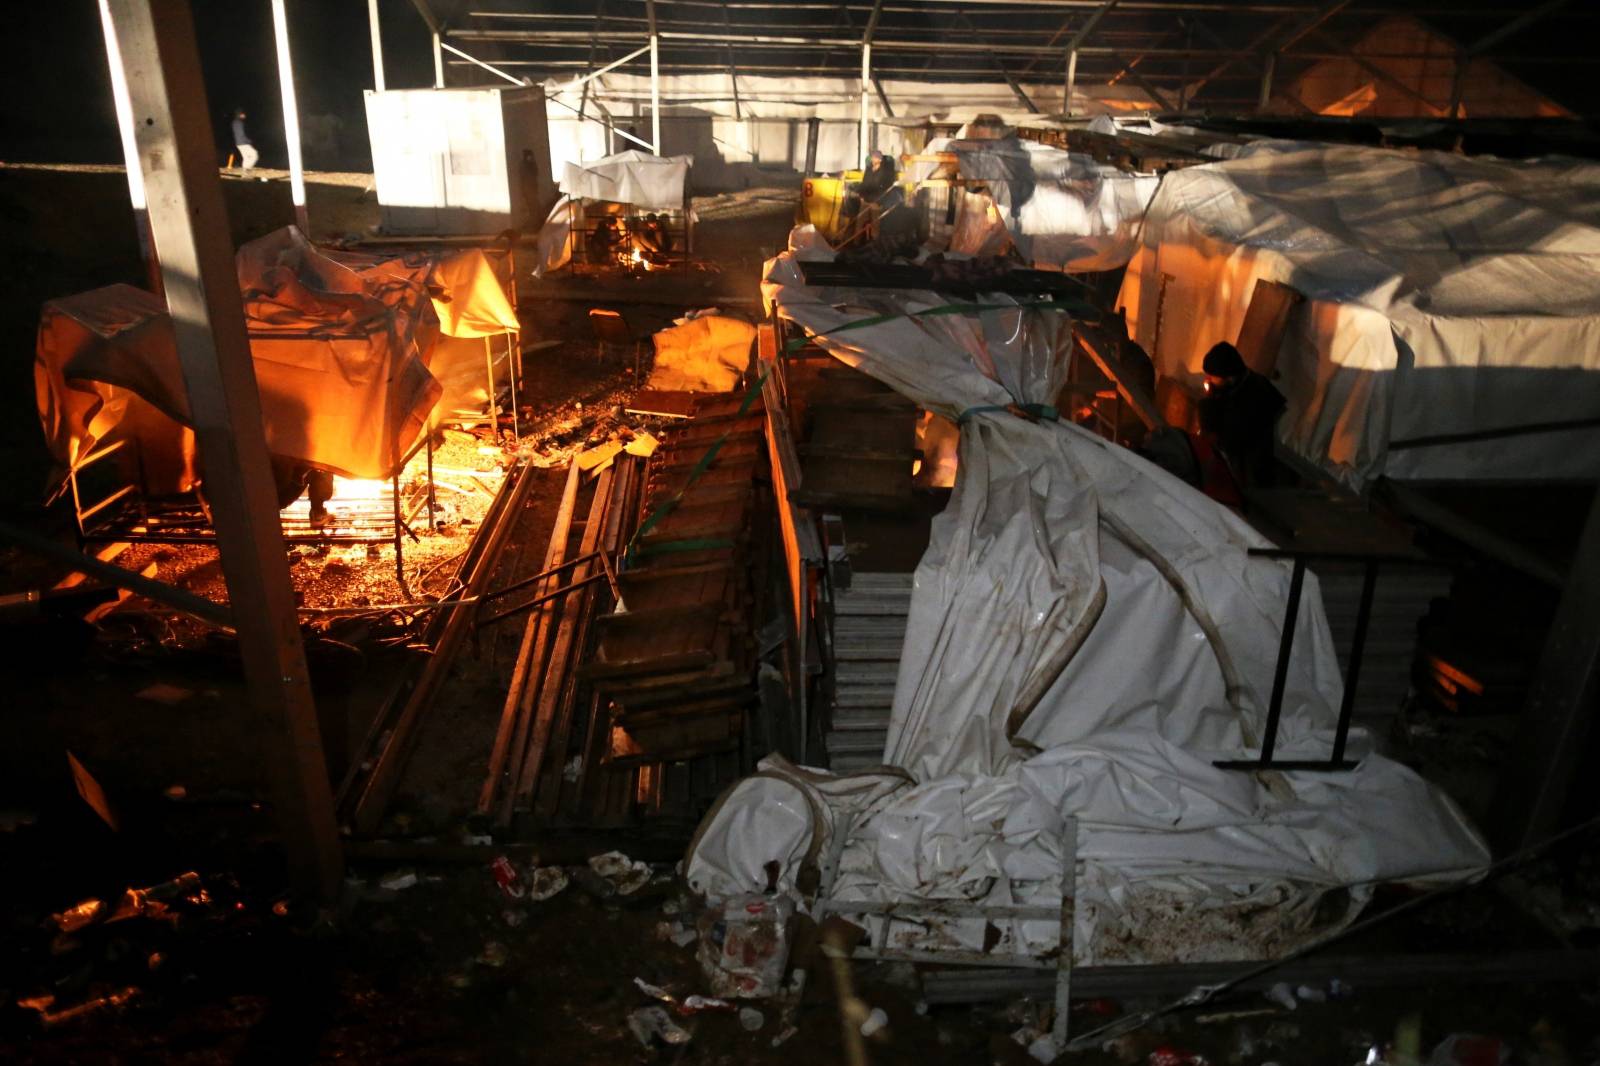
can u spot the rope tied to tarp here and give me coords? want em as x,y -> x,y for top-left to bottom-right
623,366 -> 770,567
956,402 -> 1059,425
783,297 -> 1094,353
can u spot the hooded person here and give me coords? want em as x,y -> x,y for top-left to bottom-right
1198,341 -> 1286,486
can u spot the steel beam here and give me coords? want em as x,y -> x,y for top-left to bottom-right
103,0 -> 341,900
95,0 -> 153,279
647,0 -> 661,153
269,0 -> 308,233
368,0 -> 385,91
1116,53 -> 1174,110
440,41 -> 526,86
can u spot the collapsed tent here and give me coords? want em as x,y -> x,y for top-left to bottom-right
326,240 -> 522,422
687,240 -> 1489,966
904,135 -> 1160,272
1119,144 -> 1600,488
35,227 -> 447,492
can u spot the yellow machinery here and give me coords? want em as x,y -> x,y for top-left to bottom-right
797,170 -> 862,242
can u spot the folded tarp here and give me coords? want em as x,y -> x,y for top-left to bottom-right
904,135 -> 1160,272
690,240 -> 1490,965
1118,143 -> 1600,488
558,149 -> 691,210
37,227 -> 444,489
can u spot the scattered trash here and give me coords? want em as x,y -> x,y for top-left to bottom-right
527,866 -> 569,902
771,1024 -> 798,1048
633,977 -> 734,1015
17,986 -> 139,1027
1148,1046 -> 1208,1066
696,894 -> 795,998
461,833 -> 493,846
378,870 -> 418,892
562,755 -> 582,782
739,1006 -> 765,1031
627,1006 -> 692,1047
478,941 -> 509,968
163,784 -> 187,801
1296,984 -> 1327,1003
1264,982 -> 1298,1011
1197,1008 -> 1277,1024
502,909 -> 526,928
490,856 -> 525,899
655,919 -> 698,947
1427,1034 -> 1510,1066
588,851 -> 652,896
1329,977 -> 1354,999
661,898 -> 681,916
860,1006 -> 889,1037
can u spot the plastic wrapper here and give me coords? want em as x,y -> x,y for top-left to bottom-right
694,894 -> 795,999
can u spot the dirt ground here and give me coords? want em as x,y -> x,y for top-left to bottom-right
2,164 -> 1598,1065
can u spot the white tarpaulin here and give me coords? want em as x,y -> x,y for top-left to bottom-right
906,136 -> 1161,272
558,149 -> 691,210
690,240 -> 1489,965
1118,143 -> 1600,488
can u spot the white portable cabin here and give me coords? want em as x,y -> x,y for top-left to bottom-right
364,86 -> 556,237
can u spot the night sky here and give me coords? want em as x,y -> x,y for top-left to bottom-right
1,1 -> 440,170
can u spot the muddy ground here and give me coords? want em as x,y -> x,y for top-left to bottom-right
1,164 -> 1598,1065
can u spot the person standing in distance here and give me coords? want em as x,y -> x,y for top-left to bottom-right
232,108 -> 259,171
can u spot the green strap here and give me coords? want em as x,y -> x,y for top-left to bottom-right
784,297 -> 1093,352
624,368 -> 770,567
957,402 -> 1059,425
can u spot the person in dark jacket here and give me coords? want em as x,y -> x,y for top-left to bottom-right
857,150 -> 897,204
1198,340 -> 1285,486
231,108 -> 258,171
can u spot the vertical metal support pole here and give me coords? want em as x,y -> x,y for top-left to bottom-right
1492,488 -> 1600,850
1260,557 -> 1306,762
803,116 -> 821,176
505,332 -> 520,440
858,43 -> 872,168
425,431 -> 435,530
97,0 -> 156,286
432,31 -> 444,88
1331,561 -> 1377,764
649,34 -> 661,154
392,468 -> 404,590
1257,51 -> 1276,111
105,0 -> 341,900
270,0 -> 309,233
367,0 -> 385,92
484,335 -> 500,437
1448,50 -> 1466,119
1064,48 -> 1079,116
1052,815 -> 1078,1053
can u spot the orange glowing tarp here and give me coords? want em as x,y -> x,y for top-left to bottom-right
35,227 -> 448,497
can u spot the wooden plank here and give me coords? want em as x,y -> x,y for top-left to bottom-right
476,461 -> 580,818
535,457 -> 637,818
1235,279 -> 1304,377
502,466 -> 614,822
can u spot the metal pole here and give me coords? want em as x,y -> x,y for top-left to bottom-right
270,0 -> 309,233
104,0 -> 342,900
1257,50 -> 1276,110
367,0 -> 385,91
859,42 -> 871,168
649,35 -> 661,153
432,31 -> 445,87
1064,47 -> 1079,114
95,0 -> 157,288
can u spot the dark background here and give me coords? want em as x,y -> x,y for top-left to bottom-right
0,0 -> 441,172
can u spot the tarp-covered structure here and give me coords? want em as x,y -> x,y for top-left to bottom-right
906,135 -> 1160,273
558,149 -> 691,210
683,239 -> 1488,967
1119,144 -> 1600,489
35,227 -> 521,499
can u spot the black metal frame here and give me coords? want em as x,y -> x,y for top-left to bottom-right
1214,549 -> 1396,773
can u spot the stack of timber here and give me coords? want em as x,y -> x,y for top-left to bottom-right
588,390 -> 770,805
826,571 -> 911,772
793,363 -> 920,513
477,389 -> 771,834
477,456 -> 644,830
